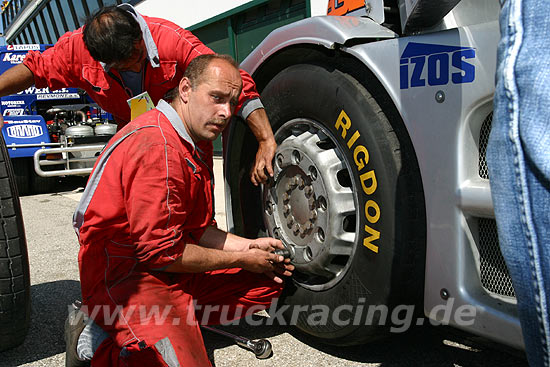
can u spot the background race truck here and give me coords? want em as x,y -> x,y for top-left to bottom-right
0,44 -> 116,195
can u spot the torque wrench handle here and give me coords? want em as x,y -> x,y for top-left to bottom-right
201,325 -> 273,359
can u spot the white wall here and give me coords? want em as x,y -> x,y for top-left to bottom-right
310,0 -> 327,17
135,0 -> 327,28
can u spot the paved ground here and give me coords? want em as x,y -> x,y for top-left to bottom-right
0,158 -> 529,366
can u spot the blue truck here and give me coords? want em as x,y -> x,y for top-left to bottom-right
0,44 -> 117,195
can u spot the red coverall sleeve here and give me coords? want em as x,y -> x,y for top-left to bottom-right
174,27 -> 260,114
120,137 -> 202,270
22,32 -> 81,90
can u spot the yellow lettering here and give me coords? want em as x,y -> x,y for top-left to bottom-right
335,110 -> 351,138
360,170 -> 377,195
347,130 -> 360,148
365,200 -> 380,224
354,145 -> 369,171
363,224 -> 380,253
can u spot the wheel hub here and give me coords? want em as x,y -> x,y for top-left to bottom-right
263,119 -> 357,290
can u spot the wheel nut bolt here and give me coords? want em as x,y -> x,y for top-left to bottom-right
277,154 -> 284,167
310,210 -> 317,221
287,217 -> 294,228
282,192 -> 290,203
283,204 -> 291,216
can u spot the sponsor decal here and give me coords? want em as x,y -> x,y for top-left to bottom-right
1,100 -> 25,106
5,119 -> 41,124
7,44 -> 40,51
19,87 -> 79,99
5,124 -> 44,139
37,93 -> 80,100
327,0 -> 364,16
334,110 -> 380,254
3,109 -> 24,116
2,52 -> 27,64
400,42 -> 476,89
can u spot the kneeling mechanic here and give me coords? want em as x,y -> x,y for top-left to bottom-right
71,53 -> 293,366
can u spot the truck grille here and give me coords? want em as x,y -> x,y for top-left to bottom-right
478,218 -> 516,298
478,112 -> 492,179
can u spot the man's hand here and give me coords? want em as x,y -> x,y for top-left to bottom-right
239,247 -> 294,284
250,138 -> 276,186
248,237 -> 285,252
244,108 -> 277,186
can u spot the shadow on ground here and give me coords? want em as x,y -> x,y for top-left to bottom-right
0,280 -> 81,365
204,315 -> 528,367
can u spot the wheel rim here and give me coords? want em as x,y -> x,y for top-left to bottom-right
263,119 -> 358,291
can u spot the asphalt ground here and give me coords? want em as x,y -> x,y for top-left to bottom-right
0,158 -> 529,366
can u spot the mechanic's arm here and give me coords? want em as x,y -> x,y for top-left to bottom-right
198,225 -> 284,252
176,30 -> 277,184
163,241 -> 293,283
0,63 -> 34,96
0,64 -> 35,128
245,108 -> 277,186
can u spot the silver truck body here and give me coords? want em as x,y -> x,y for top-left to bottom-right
228,0 -> 522,348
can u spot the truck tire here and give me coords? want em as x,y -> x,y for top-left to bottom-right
259,63 -> 426,344
0,135 -> 31,351
12,158 -> 30,196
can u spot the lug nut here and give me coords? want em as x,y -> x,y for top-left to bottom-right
276,154 -> 284,167
282,192 -> 290,203
287,217 -> 294,228
309,210 -> 317,221
283,204 -> 291,216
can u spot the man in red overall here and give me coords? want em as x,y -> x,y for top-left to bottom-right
0,4 -> 275,185
71,54 -> 293,366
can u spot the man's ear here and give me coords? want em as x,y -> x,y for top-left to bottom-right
179,77 -> 192,103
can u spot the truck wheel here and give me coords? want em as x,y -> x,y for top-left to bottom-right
260,63 -> 425,344
0,136 -> 31,351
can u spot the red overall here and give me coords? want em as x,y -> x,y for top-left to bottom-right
22,15 -> 260,126
75,102 -> 282,366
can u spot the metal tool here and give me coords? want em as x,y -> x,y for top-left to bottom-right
201,325 -> 273,359
274,248 -> 292,259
